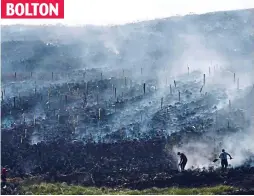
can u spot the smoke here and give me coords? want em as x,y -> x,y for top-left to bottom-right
169,34 -> 228,77
222,125 -> 254,166
1,9 -> 253,166
173,140 -> 216,169
172,87 -> 254,169
173,121 -> 254,169
169,35 -> 254,170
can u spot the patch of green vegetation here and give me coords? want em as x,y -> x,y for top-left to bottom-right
20,182 -> 236,195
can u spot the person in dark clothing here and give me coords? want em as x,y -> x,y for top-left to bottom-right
219,149 -> 232,171
1,168 -> 7,188
177,152 -> 187,171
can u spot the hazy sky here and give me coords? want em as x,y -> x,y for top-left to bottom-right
1,0 -> 254,26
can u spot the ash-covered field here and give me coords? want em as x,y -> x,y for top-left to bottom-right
1,8 -> 254,192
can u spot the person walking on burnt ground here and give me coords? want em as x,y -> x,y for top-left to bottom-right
177,152 -> 188,172
219,149 -> 233,171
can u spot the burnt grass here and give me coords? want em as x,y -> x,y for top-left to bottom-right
2,10 -> 254,194
1,72 -> 254,194
2,136 -> 254,193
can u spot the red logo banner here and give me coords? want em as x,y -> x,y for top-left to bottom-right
1,0 -> 64,19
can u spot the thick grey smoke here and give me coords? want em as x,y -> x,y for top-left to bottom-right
1,9 -> 253,165
172,84 -> 254,169
173,120 -> 254,169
